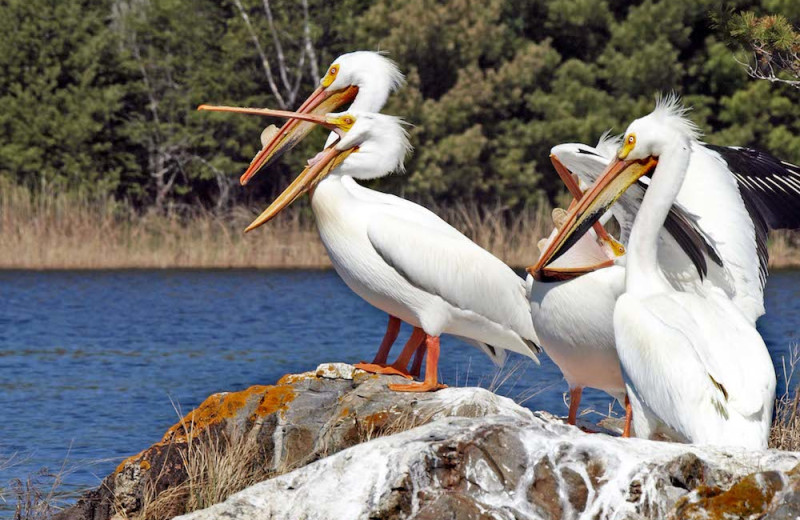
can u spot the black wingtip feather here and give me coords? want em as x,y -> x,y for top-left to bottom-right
706,144 -> 800,231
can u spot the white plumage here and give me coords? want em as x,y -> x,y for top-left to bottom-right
540,97 -> 776,447
540,97 -> 800,430
236,110 -> 541,391
315,173 -> 539,356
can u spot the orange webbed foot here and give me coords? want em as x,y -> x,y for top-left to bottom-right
388,381 -> 447,392
353,362 -> 413,379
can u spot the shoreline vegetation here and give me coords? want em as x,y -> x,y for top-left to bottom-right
3,183 -> 800,271
2,183 -> 800,271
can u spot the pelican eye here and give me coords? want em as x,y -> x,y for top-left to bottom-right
321,65 -> 339,87
335,115 -> 356,131
619,133 -> 636,159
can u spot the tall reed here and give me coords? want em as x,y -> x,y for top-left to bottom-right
2,182 -> 799,269
0,183 -> 552,269
0,181 -> 328,269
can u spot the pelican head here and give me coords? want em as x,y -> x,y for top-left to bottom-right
531,96 -> 700,277
320,52 -> 405,111
231,109 -> 410,232
200,51 -> 404,186
616,96 -> 700,161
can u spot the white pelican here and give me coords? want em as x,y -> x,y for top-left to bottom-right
530,142 -> 723,432
201,106 -> 541,391
222,51 -> 428,376
538,98 -> 776,448
536,119 -> 800,431
240,51 -> 404,185
530,212 -> 628,427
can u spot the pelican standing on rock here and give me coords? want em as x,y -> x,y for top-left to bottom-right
530,139 -> 723,430
540,112 -> 800,431
537,98 -> 776,448
232,51 -> 434,375
201,107 -> 541,391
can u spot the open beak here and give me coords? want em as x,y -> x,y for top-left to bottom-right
244,145 -> 357,233
527,155 -> 658,281
198,85 -> 358,186
197,104 -> 359,233
550,154 -> 626,258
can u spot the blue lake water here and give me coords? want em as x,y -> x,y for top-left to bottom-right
0,268 -> 799,513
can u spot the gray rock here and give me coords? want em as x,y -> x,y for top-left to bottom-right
56,363 -> 531,520
176,412 -> 800,520
56,364 -> 800,520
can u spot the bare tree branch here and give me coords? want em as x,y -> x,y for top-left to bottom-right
262,0 -> 293,95
300,0 -> 319,80
735,49 -> 800,88
232,0 -> 320,108
231,0 -> 287,108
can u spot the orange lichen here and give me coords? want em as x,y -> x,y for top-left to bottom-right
363,411 -> 390,430
163,385 -> 270,444
252,384 -> 296,419
277,372 -> 313,385
353,371 -> 379,384
673,472 -> 784,519
116,456 -> 134,475
115,445 -> 165,475
115,383 -> 295,476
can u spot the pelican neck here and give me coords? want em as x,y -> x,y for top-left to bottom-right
625,140 -> 692,296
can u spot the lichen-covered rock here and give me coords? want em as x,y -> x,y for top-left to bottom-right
174,412 -> 800,520
55,363 -> 530,520
57,363 -> 800,520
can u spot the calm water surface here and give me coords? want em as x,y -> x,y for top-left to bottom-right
1,269 -> 799,512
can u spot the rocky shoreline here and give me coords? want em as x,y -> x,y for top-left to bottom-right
57,363 -> 800,520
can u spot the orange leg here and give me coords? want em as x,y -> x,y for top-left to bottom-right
354,315 -> 400,369
373,315 -> 401,364
567,387 -> 582,425
355,326 -> 423,379
622,394 -> 632,438
389,335 -> 447,392
409,341 -> 426,378
389,328 -> 425,373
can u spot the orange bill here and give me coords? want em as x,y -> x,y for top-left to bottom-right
528,156 -> 658,281
199,85 -> 358,186
550,154 -> 625,257
244,145 -> 358,233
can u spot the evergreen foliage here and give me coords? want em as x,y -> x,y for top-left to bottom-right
0,0 -> 798,211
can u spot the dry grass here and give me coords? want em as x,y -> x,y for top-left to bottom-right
127,425 -> 273,520
4,456 -> 76,520
767,230 -> 800,268
770,343 -> 800,451
0,182 -> 552,269
3,182 -> 800,269
355,408 -> 439,444
0,180 -> 328,269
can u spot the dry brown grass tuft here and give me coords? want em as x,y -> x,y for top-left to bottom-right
768,230 -> 800,269
0,180 -> 328,269
770,343 -> 800,451
128,425 -> 272,520
5,459 -> 75,520
355,408 -> 439,444
0,183 -> 553,269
